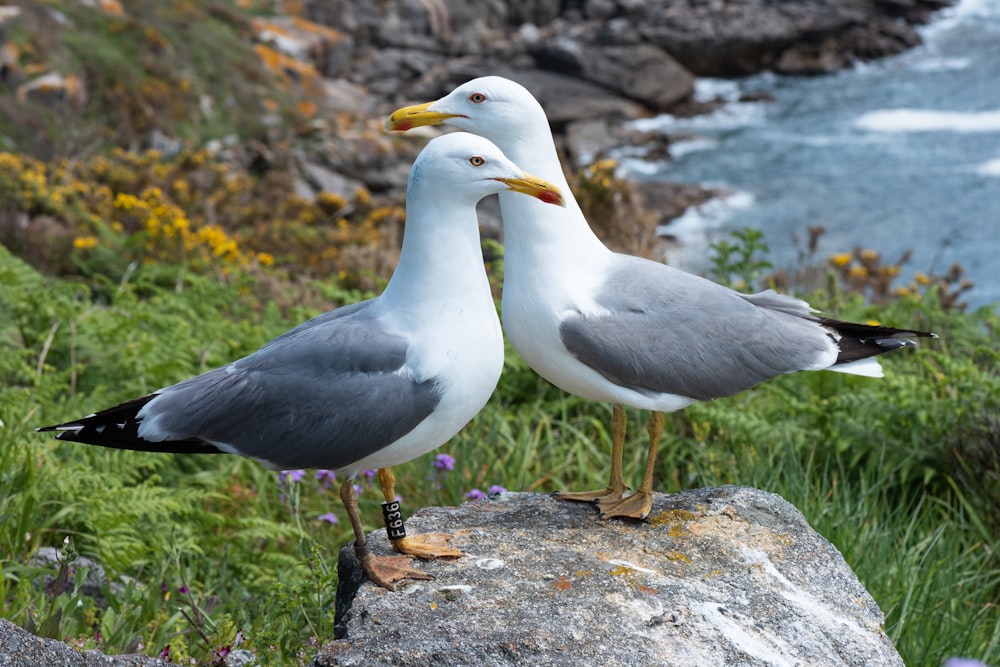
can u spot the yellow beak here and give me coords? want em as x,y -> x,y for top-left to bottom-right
495,174 -> 565,207
385,101 -> 462,132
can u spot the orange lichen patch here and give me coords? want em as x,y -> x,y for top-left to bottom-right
16,72 -> 86,107
95,0 -> 126,16
290,15 -> 343,42
278,0 -> 305,15
252,43 -> 320,92
252,17 -> 295,40
23,62 -> 47,77
297,100 -> 318,118
552,576 -> 572,592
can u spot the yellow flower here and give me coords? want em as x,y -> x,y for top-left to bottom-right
73,236 -> 98,250
829,253 -> 852,268
352,187 -> 371,205
257,252 -> 274,267
848,265 -> 868,279
914,272 -> 931,286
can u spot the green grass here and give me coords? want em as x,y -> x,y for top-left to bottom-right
1,240 -> 998,665
2,0 -> 295,158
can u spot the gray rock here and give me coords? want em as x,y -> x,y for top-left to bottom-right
322,488 -> 902,667
299,160 -> 367,200
632,0 -> 948,76
0,618 -> 169,667
321,78 -> 373,116
578,43 -> 694,111
494,69 -> 647,126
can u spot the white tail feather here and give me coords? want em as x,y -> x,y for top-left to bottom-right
827,357 -> 885,378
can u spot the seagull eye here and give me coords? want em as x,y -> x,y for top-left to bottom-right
469,93 -> 487,104
469,156 -> 485,167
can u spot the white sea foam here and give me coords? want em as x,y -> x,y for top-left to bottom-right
854,108 -> 1000,133
629,101 -> 769,135
669,137 -> 720,159
950,0 -> 1000,19
692,78 -> 742,103
614,155 -> 660,177
977,158 -> 1000,176
658,190 -> 757,271
922,0 -> 1000,35
909,56 -> 973,72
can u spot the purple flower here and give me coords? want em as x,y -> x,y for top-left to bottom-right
318,513 -> 338,524
279,469 -> 306,484
488,485 -> 507,494
434,453 -> 456,472
315,469 -> 336,488
944,660 -> 989,667
353,483 -> 363,496
466,488 -> 485,500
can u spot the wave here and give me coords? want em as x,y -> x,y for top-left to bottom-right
977,158 -> 1000,176
629,102 -> 769,134
908,56 -> 972,72
657,190 -> 756,271
854,109 -> 1000,133
923,0 -> 1000,32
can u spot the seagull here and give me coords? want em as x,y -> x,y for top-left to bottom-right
386,75 -> 936,520
38,131 -> 565,590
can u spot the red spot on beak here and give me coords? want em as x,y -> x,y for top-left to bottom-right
394,120 -> 414,131
538,190 -> 562,206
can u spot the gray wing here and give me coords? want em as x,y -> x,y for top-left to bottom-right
141,301 -> 441,470
560,256 -> 835,401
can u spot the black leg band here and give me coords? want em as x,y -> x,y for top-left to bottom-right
381,500 -> 406,540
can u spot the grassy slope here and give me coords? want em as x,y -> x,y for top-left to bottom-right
1,240 -> 998,665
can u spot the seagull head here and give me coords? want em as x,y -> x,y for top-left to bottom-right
386,76 -> 544,147
409,132 -> 564,207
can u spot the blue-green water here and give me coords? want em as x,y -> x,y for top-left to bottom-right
621,0 -> 1000,309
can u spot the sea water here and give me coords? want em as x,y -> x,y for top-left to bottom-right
619,0 -> 1000,309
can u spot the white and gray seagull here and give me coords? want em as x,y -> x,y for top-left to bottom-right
387,75 -> 936,520
38,131 -> 565,590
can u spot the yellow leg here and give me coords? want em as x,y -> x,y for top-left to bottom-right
553,404 -> 629,504
376,467 -> 462,559
597,411 -> 663,520
340,477 -> 431,591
